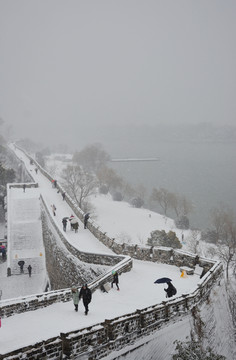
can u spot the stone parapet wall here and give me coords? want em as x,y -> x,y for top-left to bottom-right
41,195 -> 124,267
0,337 -> 62,360
0,259 -> 223,359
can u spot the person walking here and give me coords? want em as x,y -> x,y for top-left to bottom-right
18,261 -> 25,274
111,271 -> 120,290
84,213 -> 90,229
71,287 -> 79,312
79,284 -> 92,315
73,221 -> 79,233
2,248 -> 6,261
27,264 -> 32,277
62,192 -> 66,200
164,281 -> 177,298
69,215 -> 75,230
51,204 -> 56,216
62,218 -> 68,232
23,184 -> 26,192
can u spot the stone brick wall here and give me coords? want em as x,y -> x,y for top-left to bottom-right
0,337 -> 62,360
0,259 -> 223,360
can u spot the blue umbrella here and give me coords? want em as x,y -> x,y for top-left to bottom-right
154,277 -> 172,284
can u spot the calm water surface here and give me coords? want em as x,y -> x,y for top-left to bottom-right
109,141 -> 236,230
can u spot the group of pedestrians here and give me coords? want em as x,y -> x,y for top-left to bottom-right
18,261 -> 32,277
62,214 -> 79,232
62,213 -> 90,233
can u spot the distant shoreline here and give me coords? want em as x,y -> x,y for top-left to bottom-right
110,158 -> 160,162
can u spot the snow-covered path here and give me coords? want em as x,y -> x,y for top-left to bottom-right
0,260 -> 200,355
13,146 -> 114,255
0,146 -> 201,356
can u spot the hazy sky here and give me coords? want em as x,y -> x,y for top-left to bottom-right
0,0 -> 236,150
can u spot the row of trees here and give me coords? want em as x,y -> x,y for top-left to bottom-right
40,142 -> 236,279
70,144 -> 193,225
65,144 -> 236,282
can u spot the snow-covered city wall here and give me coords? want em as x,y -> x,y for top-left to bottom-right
0,261 -> 223,360
0,145 -> 224,360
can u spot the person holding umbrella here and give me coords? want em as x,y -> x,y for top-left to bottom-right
62,217 -> 68,232
164,282 -> 177,298
154,277 -> 177,298
70,216 -> 79,232
18,260 -> 25,273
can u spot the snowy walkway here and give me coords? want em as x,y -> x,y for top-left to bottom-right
15,147 -> 114,256
0,146 -> 201,356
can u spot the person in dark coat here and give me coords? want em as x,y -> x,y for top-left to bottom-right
18,261 -> 25,273
2,249 -> 6,261
23,184 -> 26,192
62,218 -> 68,232
111,271 -> 119,290
73,221 -> 79,233
27,265 -> 32,277
79,284 -> 92,315
62,192 -> 66,200
84,213 -> 90,229
164,282 -> 177,298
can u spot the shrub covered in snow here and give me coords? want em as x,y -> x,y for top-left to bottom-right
130,197 -> 144,208
147,230 -> 182,249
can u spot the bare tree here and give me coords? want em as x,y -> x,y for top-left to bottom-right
150,187 -> 173,215
96,165 -> 123,192
122,181 -> 136,199
187,230 -> 200,255
73,143 -> 110,173
169,193 -> 193,217
61,165 -> 98,210
210,205 -> 236,280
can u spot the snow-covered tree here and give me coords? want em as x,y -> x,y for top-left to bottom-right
147,229 -> 182,249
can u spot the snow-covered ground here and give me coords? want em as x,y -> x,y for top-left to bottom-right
0,146 -> 234,359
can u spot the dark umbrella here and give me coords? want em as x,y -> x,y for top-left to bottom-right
18,260 -> 25,266
154,277 -> 172,284
63,217 -> 69,221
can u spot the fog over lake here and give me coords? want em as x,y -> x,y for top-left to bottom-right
108,140 -> 236,230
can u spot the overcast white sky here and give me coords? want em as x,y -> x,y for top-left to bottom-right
0,0 -> 236,149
